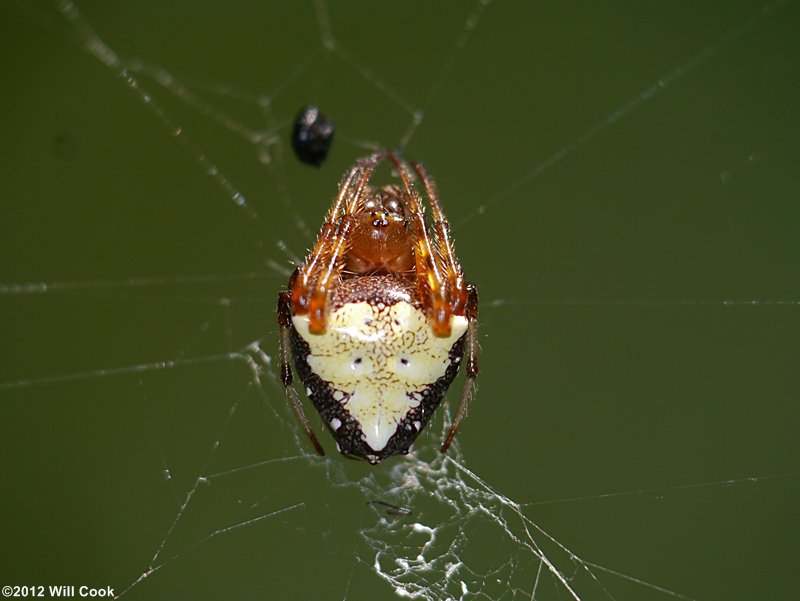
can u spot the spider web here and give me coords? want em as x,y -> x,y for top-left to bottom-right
2,1 -> 799,599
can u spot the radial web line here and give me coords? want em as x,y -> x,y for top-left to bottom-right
454,0 -> 788,229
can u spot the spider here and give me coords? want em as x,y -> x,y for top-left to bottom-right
277,152 -> 478,464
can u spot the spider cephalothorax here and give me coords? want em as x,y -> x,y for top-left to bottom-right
277,152 -> 478,464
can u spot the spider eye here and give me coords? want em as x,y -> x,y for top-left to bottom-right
371,212 -> 390,227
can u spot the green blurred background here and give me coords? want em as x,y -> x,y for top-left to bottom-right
2,1 -> 799,599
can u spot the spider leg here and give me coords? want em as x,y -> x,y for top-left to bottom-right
278,290 -> 324,455
411,161 -> 468,314
300,153 -> 379,280
385,154 -> 454,337
292,152 -> 384,333
441,283 -> 479,453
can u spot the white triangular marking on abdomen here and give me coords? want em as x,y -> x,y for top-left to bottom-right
293,301 -> 468,451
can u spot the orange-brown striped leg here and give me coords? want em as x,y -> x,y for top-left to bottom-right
386,153 -> 453,337
292,153 -> 384,325
304,214 -> 357,333
278,291 -> 324,455
441,283 -> 479,453
411,161 -> 468,315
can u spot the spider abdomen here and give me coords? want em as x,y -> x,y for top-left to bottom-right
289,276 -> 467,463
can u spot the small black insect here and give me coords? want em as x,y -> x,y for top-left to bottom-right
291,105 -> 334,167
